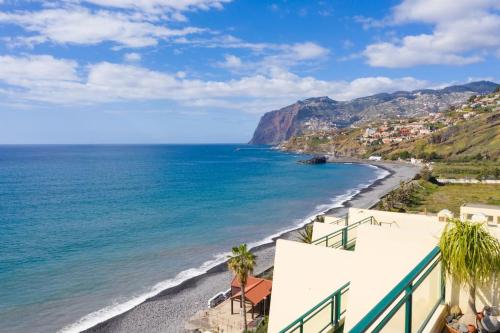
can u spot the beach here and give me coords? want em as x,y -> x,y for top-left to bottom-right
82,160 -> 419,333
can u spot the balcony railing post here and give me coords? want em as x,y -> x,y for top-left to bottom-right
342,228 -> 347,248
326,235 -> 329,247
300,319 -> 303,333
334,292 -> 341,326
330,295 -> 335,326
405,284 -> 413,333
440,260 -> 446,304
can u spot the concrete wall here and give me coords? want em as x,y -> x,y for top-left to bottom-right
344,224 -> 444,333
267,240 -> 353,333
446,276 -> 500,316
437,178 -> 500,184
311,222 -> 343,244
348,207 -> 439,225
323,215 -> 345,224
460,205 -> 500,225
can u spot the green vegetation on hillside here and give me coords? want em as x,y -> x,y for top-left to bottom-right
280,128 -> 365,156
432,161 -> 500,179
376,170 -> 500,215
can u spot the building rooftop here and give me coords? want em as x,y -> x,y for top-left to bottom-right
231,276 -> 272,306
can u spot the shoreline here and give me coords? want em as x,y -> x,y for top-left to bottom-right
80,160 -> 419,333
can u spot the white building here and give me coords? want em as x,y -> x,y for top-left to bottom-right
461,203 -> 500,226
268,206 -> 500,333
368,155 -> 382,161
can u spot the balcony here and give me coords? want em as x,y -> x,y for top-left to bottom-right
268,208 -> 448,333
278,247 -> 443,333
268,207 -> 499,333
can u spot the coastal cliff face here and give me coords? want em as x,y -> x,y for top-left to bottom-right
249,81 -> 499,145
249,97 -> 358,145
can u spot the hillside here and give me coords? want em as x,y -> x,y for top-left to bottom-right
278,90 -> 500,162
249,81 -> 499,145
370,111 -> 500,161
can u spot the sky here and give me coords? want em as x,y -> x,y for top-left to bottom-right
0,0 -> 499,144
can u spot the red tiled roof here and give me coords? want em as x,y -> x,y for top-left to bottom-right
231,276 -> 272,305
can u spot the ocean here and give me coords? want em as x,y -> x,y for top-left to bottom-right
0,145 -> 387,333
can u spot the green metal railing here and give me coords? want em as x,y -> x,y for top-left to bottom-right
279,282 -> 350,333
312,216 -> 377,249
348,246 -> 444,333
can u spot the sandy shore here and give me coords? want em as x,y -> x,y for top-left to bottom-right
83,160 -> 419,333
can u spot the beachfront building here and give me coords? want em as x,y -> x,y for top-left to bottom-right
267,206 -> 500,333
460,203 -> 500,226
186,275 -> 272,332
230,276 -> 272,320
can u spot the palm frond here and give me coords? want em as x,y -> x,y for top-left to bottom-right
297,224 -> 314,244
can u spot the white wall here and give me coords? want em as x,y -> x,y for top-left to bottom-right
348,207 -> 439,225
344,224 -> 443,333
460,205 -> 500,225
311,222 -> 343,243
323,215 -> 345,224
267,240 -> 353,333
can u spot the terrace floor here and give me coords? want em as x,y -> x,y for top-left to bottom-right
185,298 -> 261,332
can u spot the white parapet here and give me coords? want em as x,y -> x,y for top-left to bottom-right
267,239 -> 353,333
311,222 -> 343,242
344,223 -> 445,332
348,207 -> 439,225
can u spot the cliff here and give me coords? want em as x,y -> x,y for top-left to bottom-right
249,81 -> 499,145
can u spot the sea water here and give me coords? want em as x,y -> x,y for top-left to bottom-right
0,145 -> 387,333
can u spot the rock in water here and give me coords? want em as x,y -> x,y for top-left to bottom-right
299,156 -> 327,164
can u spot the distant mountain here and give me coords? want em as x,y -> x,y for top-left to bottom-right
249,81 -> 499,145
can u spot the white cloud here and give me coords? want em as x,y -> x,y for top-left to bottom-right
362,0 -> 500,67
172,34 -> 280,52
0,55 -> 79,86
0,54 -> 431,112
124,52 -> 141,62
391,0 -> 499,24
176,71 -> 187,78
0,6 -> 204,48
218,54 -> 243,69
289,42 -> 329,60
212,41 -> 330,74
80,0 -> 231,14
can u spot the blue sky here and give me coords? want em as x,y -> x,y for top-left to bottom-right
0,0 -> 499,143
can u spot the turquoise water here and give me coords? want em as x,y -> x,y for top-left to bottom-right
0,145 -> 385,333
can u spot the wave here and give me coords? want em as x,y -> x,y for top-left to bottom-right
59,162 -> 390,333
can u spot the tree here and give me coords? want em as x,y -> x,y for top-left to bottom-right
419,167 -> 433,182
228,244 -> 257,331
439,219 -> 500,319
297,224 -> 314,243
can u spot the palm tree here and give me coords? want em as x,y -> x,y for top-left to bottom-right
439,219 -> 500,318
228,244 -> 257,331
297,224 -> 314,243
